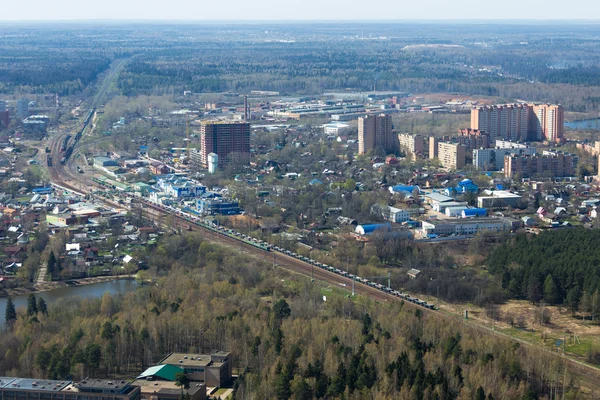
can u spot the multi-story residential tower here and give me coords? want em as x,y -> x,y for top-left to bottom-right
358,114 -> 393,155
471,103 -> 564,143
504,152 -> 577,178
470,104 -> 529,142
397,133 -> 425,158
199,121 -> 250,168
436,142 -> 466,169
530,104 -> 564,143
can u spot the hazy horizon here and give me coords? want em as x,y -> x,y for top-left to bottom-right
2,0 -> 600,22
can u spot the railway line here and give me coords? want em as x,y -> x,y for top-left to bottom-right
133,199 -> 600,392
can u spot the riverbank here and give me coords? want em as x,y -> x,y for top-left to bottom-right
2,274 -> 137,298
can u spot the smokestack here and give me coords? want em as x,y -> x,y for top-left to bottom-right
244,96 -> 248,121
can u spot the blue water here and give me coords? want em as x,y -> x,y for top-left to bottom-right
0,279 -> 138,327
565,118 -> 600,130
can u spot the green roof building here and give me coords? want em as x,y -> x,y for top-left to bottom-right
137,364 -> 184,381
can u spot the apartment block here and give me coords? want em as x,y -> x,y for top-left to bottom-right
530,104 -> 564,143
504,152 -> 578,179
457,128 -> 490,151
435,142 -> 466,169
471,103 -> 564,143
397,133 -> 425,158
199,121 -> 250,168
473,141 -> 536,171
429,136 -> 439,158
471,104 -> 529,142
358,114 -> 393,155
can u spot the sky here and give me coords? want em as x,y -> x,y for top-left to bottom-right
2,0 -> 600,21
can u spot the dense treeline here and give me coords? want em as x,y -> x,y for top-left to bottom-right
0,232 -> 581,399
0,52 -> 110,95
487,229 -> 600,313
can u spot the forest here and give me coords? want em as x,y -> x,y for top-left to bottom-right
487,229 -> 600,316
4,23 -> 600,111
0,232 -> 584,399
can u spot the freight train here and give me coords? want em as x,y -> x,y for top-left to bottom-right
139,199 -> 437,311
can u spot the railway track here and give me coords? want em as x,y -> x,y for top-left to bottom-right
137,201 -> 600,393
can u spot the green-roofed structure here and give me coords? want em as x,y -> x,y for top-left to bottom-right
137,364 -> 184,381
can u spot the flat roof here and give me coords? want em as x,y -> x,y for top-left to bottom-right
425,193 -> 455,203
160,353 -> 213,367
0,378 -> 16,387
1,378 -> 71,392
134,380 -> 205,396
479,190 -> 521,198
74,379 -> 130,392
426,217 -> 509,226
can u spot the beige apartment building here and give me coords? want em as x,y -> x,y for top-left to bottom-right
530,104 -> 564,143
358,114 -> 393,155
435,142 -> 466,169
470,104 -> 529,142
397,133 -> 425,158
504,152 -> 577,178
470,103 -> 564,143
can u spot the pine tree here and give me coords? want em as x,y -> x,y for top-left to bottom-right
27,293 -> 38,316
37,297 -> 48,316
476,386 -> 486,400
543,275 -> 560,304
5,296 -> 16,324
47,251 -> 56,280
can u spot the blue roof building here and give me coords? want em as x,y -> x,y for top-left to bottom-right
462,208 -> 487,218
389,185 -> 419,195
309,178 -> 323,186
355,223 -> 392,236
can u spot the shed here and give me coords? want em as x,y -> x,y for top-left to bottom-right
407,269 -> 421,279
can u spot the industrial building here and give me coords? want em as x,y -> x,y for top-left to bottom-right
0,378 -> 141,400
199,121 -> 250,168
477,190 -> 522,208
135,365 -> 206,400
421,217 -> 513,237
158,352 -> 232,388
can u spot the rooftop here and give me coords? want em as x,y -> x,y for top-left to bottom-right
0,378 -> 71,392
137,365 -> 184,382
425,192 -> 455,203
74,379 -> 130,393
160,353 -> 221,367
134,380 -> 205,397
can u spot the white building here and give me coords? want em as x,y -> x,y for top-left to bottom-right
208,153 -> 218,174
445,206 -> 469,217
477,190 -> 522,208
421,217 -> 513,237
387,206 -> 410,223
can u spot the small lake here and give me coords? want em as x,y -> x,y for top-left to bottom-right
0,279 -> 138,326
565,118 -> 600,130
